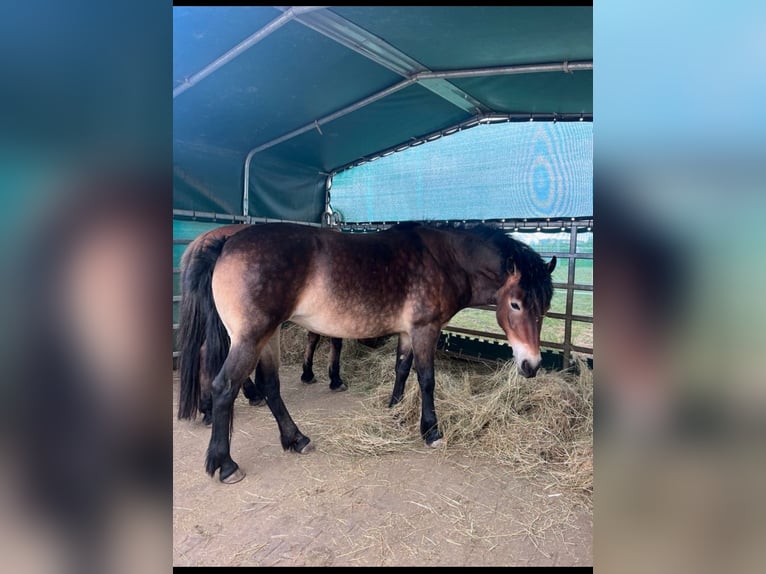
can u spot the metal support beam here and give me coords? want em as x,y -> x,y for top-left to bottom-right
286,7 -> 489,114
418,60 -> 593,80
286,8 -> 422,77
243,153 -> 253,216
243,59 -> 591,158
173,6 -> 327,98
179,6 -> 592,222
563,224 -> 579,369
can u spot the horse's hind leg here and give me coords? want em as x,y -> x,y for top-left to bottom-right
301,331 -> 321,384
389,334 -> 413,407
261,330 -> 312,454
328,337 -> 346,392
205,335 -> 261,483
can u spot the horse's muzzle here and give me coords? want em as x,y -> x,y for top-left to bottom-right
519,359 -> 540,378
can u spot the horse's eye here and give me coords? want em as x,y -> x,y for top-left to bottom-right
511,302 -> 521,311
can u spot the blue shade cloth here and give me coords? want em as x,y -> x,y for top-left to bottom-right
330,122 -> 592,222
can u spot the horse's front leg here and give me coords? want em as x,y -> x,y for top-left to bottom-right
411,327 -> 443,447
301,331 -> 321,384
242,373 -> 265,406
328,337 -> 347,391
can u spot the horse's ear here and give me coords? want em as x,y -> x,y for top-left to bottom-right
506,258 -> 516,275
547,256 -> 557,275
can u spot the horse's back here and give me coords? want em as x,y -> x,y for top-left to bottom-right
221,222 -> 318,247
220,222 -> 421,282
211,222 -> 459,340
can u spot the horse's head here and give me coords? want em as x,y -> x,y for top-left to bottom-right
495,256 -> 557,378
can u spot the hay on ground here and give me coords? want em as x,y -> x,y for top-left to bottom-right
279,323 -> 593,498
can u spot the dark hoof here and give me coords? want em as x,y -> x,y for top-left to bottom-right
301,376 -> 317,385
330,383 -> 348,392
290,436 -> 313,454
220,467 -> 246,484
424,428 -> 443,447
248,398 -> 265,407
202,413 -> 212,426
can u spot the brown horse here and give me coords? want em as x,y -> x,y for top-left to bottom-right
180,221 -> 555,483
177,224 -> 347,426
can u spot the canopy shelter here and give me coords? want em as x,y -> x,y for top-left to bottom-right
173,6 -> 592,222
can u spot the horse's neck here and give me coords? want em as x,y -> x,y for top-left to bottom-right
446,232 -> 503,307
468,270 -> 503,307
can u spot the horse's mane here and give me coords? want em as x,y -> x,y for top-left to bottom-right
390,221 -> 553,310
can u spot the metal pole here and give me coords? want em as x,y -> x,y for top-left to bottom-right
173,6 -> 328,99
563,225 -> 579,369
416,60 -> 592,80
288,8 -> 488,114
243,151 -> 253,216
248,78 -> 414,156
241,59 -> 591,162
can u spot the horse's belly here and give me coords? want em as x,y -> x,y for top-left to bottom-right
291,281 -> 403,338
291,308 -> 397,339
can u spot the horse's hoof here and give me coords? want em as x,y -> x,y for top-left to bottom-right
427,438 -> 444,449
302,377 -> 317,385
292,436 -> 313,454
202,415 -> 212,426
249,398 -> 265,407
220,467 -> 246,484
330,383 -> 348,392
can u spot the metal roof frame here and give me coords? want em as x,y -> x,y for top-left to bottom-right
173,6 -> 327,98
173,6 -> 593,219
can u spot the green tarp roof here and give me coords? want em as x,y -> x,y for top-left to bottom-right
173,6 -> 592,222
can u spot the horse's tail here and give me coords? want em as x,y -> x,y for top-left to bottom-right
177,235 -> 230,420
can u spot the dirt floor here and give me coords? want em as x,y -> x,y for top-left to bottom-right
172,365 -> 592,567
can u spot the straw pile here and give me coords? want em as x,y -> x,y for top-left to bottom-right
279,323 -> 593,499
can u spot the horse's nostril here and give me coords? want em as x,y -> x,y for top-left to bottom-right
520,359 -> 538,378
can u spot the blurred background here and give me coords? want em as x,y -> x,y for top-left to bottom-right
595,1 -> 766,573
0,1 -> 764,573
0,2 -> 171,574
